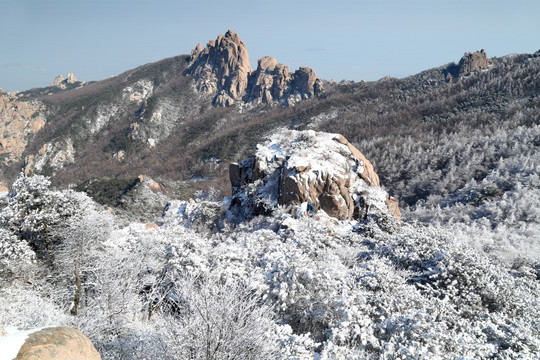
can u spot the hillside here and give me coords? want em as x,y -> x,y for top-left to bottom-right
1,31 -> 540,358
0,128 -> 538,359
0,33 -> 537,250
2,46 -> 536,199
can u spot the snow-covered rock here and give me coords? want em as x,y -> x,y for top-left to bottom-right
229,129 -> 401,221
0,326 -> 46,360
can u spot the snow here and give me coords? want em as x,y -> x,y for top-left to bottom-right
253,129 -> 389,214
2,120 -> 540,358
0,326 -> 45,360
256,129 -> 354,177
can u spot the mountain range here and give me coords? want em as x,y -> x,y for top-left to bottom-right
1,30 -> 539,359
0,30 -> 538,222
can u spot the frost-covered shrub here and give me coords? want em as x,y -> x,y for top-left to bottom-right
1,170 -> 539,359
0,285 -> 70,328
161,274 -> 280,360
0,174 -> 79,261
0,228 -> 36,283
163,199 -> 225,234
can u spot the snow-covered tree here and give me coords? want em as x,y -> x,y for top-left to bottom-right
52,192 -> 115,315
0,174 -> 78,262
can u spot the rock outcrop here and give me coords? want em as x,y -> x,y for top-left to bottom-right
187,30 -> 251,105
13,327 -> 101,360
49,75 -> 65,87
186,30 -> 323,107
229,129 -> 400,221
49,73 -> 84,89
0,91 -> 46,164
458,49 -> 492,76
0,182 -> 9,193
23,139 -> 75,176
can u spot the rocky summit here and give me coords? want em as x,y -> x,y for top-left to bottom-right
186,30 -> 323,107
458,49 -> 492,76
49,72 -> 84,89
229,129 -> 401,221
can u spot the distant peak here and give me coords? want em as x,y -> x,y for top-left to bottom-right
186,30 -> 323,108
225,29 -> 240,39
48,72 -> 83,89
458,49 -> 493,77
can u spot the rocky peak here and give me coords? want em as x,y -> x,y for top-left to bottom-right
228,129 -> 400,221
49,74 -> 65,87
66,72 -> 78,83
187,29 -> 251,106
458,49 -> 492,76
186,30 -> 323,107
294,66 -> 321,98
49,72 -> 83,89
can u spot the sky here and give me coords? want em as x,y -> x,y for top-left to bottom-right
1,0 -> 539,92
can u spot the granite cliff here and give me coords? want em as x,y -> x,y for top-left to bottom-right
0,90 -> 46,166
186,30 -> 323,107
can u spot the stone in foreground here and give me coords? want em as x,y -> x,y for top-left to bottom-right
14,327 -> 101,360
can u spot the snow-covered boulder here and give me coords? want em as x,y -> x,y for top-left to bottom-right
229,129 -> 401,221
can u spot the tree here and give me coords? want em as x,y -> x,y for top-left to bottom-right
0,174 -> 78,263
161,274 -> 279,360
52,193 -> 115,316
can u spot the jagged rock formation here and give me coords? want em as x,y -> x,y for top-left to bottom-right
49,72 -> 84,89
229,129 -> 401,221
186,30 -> 323,107
13,327 -> 101,360
0,90 -> 46,164
188,30 -> 251,106
458,49 -> 492,76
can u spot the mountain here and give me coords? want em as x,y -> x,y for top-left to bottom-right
0,30 -> 324,193
1,34 -> 539,357
0,32 -> 538,227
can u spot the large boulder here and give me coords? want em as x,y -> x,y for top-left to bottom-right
229,130 -> 400,221
13,327 -> 101,360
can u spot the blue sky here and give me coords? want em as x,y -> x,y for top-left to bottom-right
1,0 -> 538,92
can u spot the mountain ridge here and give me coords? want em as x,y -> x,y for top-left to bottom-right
0,34 -> 537,222
1,34 -> 539,359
